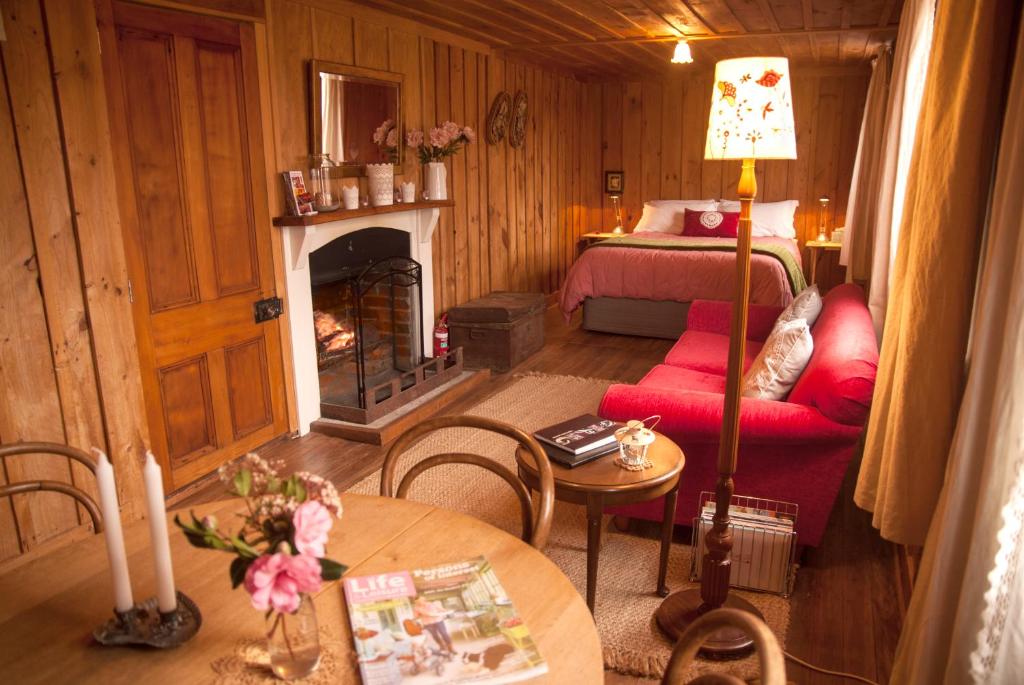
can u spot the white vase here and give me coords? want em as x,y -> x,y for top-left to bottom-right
365,163 -> 394,207
424,162 -> 447,201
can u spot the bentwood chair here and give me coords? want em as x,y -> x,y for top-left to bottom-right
380,415 -> 555,549
661,608 -> 786,685
0,442 -> 103,533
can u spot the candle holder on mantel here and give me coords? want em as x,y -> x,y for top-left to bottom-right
94,590 -> 201,648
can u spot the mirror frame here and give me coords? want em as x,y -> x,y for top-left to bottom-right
309,60 -> 404,177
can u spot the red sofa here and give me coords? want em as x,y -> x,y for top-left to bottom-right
598,284 -> 878,547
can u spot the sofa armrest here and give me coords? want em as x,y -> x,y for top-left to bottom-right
687,300 -> 784,342
599,384 -> 862,445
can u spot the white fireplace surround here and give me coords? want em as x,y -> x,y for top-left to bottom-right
279,207 -> 440,434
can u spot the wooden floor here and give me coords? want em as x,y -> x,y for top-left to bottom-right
174,305 -> 902,684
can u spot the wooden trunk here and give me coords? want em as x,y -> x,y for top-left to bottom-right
448,292 -> 545,372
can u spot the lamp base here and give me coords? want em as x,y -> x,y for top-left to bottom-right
655,590 -> 763,659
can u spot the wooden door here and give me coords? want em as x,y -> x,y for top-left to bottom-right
99,1 -> 287,489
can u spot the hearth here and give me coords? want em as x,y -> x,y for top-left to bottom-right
309,228 -> 462,424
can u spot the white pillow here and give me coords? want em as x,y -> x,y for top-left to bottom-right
777,285 -> 823,328
634,199 -> 719,234
742,318 -> 814,401
718,199 -> 799,239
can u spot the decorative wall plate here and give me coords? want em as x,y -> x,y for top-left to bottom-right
509,90 -> 528,149
486,91 -> 512,144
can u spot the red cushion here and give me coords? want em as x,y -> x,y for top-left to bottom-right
682,209 -> 740,238
664,331 -> 764,375
638,364 -> 727,394
788,284 -> 879,425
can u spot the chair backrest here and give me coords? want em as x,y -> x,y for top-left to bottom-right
661,608 -> 785,685
380,415 -> 555,549
0,442 -> 103,533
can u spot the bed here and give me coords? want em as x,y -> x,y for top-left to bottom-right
560,231 -> 806,339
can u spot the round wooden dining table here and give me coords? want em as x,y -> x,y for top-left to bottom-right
0,493 -> 603,683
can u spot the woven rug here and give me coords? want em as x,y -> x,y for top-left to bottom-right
346,373 -> 790,681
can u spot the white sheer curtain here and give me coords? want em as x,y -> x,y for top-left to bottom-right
839,46 -> 891,281
890,15 -> 1024,681
862,0 -> 935,337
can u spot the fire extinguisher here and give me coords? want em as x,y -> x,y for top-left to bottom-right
433,313 -> 450,358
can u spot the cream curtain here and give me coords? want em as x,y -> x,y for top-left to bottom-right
839,46 -> 891,281
890,14 -> 1024,681
853,0 -> 1017,546
861,0 -> 935,336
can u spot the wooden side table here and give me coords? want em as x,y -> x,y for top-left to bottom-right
805,239 -> 842,285
578,231 -> 626,256
516,433 -> 685,613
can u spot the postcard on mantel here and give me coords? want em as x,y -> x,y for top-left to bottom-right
343,556 -> 548,684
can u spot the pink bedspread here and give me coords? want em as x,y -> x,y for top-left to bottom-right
560,232 -> 802,319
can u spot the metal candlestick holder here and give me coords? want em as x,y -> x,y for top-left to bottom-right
93,590 -> 202,648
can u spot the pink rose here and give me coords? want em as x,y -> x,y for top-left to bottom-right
244,552 -> 323,613
385,128 -> 398,148
429,126 -> 450,148
462,126 -> 476,144
442,120 -> 461,139
406,129 -> 424,148
292,500 -> 332,557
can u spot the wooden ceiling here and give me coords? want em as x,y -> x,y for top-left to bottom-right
351,0 -> 902,79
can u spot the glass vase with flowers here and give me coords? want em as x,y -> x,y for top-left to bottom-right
175,454 -> 345,680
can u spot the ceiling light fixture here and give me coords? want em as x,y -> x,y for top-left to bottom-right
671,39 -> 693,64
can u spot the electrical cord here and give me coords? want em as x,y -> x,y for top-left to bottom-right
783,650 -> 880,685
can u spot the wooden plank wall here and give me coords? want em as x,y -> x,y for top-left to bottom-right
599,68 -> 870,249
268,0 -> 604,316
0,0 -> 151,565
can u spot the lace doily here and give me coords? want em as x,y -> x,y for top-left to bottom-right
210,626 -> 357,684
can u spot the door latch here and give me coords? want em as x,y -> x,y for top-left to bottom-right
254,296 -> 283,323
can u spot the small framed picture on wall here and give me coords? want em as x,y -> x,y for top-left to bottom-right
604,171 -> 624,194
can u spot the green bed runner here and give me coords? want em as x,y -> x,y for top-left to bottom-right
587,236 -> 807,295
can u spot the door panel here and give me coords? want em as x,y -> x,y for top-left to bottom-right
101,1 -> 287,490
158,357 -> 216,464
194,42 -> 260,297
117,28 -> 199,312
224,338 -> 272,438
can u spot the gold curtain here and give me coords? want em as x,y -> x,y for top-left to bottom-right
891,13 -> 1024,680
854,0 -> 1018,546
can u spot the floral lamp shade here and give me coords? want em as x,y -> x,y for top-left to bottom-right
704,57 -> 797,161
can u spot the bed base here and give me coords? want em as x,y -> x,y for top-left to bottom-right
581,297 -> 690,340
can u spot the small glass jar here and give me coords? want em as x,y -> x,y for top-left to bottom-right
266,593 -> 321,680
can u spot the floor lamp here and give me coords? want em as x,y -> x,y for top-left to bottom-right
655,56 -> 798,656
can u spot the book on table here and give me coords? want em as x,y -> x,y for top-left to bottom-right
533,414 -> 621,456
539,440 -> 619,468
343,556 -> 548,684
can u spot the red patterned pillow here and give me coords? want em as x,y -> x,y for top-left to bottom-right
682,208 -> 740,238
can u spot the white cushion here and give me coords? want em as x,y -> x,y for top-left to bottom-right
718,199 -> 799,239
742,318 -> 814,401
634,199 -> 720,234
777,284 -> 823,328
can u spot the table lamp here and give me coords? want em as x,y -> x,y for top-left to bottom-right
655,56 -> 797,656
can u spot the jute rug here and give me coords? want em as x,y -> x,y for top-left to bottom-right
346,373 -> 790,681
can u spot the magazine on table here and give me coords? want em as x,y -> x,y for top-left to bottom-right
533,414 -> 621,455
540,440 -> 618,468
343,556 -> 548,684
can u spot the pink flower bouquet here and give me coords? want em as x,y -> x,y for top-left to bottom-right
175,453 -> 345,614
406,121 -> 475,163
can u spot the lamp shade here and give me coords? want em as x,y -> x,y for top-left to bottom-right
704,57 -> 797,160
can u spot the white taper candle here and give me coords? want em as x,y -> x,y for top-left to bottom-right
143,451 -> 177,613
93,449 -> 134,613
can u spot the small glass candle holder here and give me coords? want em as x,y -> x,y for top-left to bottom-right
614,419 -> 657,470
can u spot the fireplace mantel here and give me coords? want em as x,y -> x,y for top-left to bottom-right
276,203 -> 447,434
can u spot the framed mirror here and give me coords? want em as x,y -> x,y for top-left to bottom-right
310,60 -> 403,176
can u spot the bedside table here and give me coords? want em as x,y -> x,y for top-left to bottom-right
581,231 -> 626,244
805,239 -> 842,285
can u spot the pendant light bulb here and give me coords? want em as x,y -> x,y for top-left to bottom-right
671,40 -> 694,64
